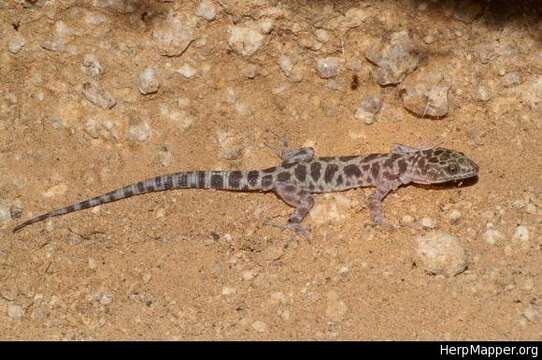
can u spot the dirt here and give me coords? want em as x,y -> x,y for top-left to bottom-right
0,0 -> 541,340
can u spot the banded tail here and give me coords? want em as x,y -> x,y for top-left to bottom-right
13,169 -> 270,233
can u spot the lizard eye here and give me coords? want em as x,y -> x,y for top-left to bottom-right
447,164 -> 458,174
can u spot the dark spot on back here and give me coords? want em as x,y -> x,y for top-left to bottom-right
247,170 -> 259,187
344,164 -> 362,178
384,153 -> 401,168
124,187 -> 134,197
418,158 -> 426,170
362,164 -> 370,172
277,171 -> 291,182
228,171 -> 243,189
282,161 -> 297,169
383,171 -> 397,180
336,174 -> 343,185
398,159 -> 407,174
295,164 -> 307,182
371,163 -> 380,179
261,174 -> 273,188
155,176 -> 162,188
211,174 -> 224,189
434,149 -> 444,156
324,164 -> 339,183
310,162 -> 322,181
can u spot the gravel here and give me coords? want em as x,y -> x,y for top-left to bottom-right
416,231 -> 468,277
8,33 -> 25,54
138,67 -> 160,95
419,217 -> 436,229
195,0 -> 217,21
365,30 -> 422,86
152,14 -> 195,56
126,116 -> 151,144
81,54 -> 102,79
7,304 -> 24,320
512,225 -> 529,243
483,226 -> 504,245
448,210 -> 462,224
82,81 -> 116,109
177,63 -> 197,78
354,95 -> 382,124
227,24 -> 266,57
0,202 -> 11,222
399,69 -> 450,117
251,320 -> 267,333
315,57 -> 341,79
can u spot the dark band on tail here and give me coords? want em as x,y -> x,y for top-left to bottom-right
13,169 -> 270,233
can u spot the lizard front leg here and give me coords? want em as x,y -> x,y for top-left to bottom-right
264,136 -> 314,163
367,180 -> 401,225
273,181 -> 314,235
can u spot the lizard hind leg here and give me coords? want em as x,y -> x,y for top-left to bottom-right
273,181 -> 314,235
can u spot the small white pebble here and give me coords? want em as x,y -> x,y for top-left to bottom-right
138,67 -> 160,95
7,304 -> 24,320
82,54 -> 102,78
195,0 -> 217,21
401,214 -> 415,225
513,225 -> 529,242
483,227 -> 504,245
258,19 -> 273,34
99,292 -> 113,306
315,57 -> 341,79
448,210 -> 462,224
0,203 -> 11,222
143,273 -> 152,283
523,305 -> 539,322
278,55 -> 293,76
222,287 -> 235,296
126,118 -> 151,144
242,270 -> 257,281
8,33 -> 25,54
315,28 -> 330,43
251,320 -> 267,333
177,64 -> 197,79
338,265 -> 349,274
416,231 -> 468,277
420,217 -> 436,229
88,257 -> 97,270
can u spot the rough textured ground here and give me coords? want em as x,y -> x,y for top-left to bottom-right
1,0 -> 541,340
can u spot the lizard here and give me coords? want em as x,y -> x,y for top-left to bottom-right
12,143 -> 479,234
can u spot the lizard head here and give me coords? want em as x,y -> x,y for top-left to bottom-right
410,148 -> 479,184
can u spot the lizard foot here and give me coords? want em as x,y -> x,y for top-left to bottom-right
264,220 -> 311,240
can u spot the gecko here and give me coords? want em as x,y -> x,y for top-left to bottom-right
13,143 -> 479,233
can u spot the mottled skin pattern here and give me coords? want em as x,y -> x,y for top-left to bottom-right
13,144 -> 479,233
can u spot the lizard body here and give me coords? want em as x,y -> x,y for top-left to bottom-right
13,144 -> 479,233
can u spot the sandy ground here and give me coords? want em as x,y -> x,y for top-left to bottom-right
0,0 -> 541,340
